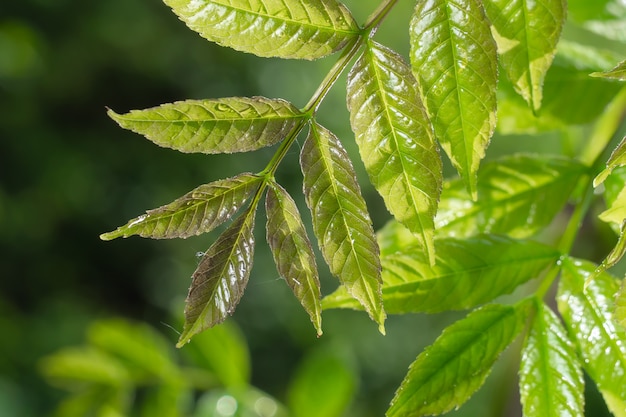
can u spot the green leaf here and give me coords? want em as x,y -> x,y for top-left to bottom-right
101,173 -> 262,240
410,0 -> 498,198
600,187 -> 626,225
177,204 -> 257,347
594,220 -> 626,279
594,136 -> 626,187
557,258 -> 626,416
616,279 -> 626,328
265,182 -> 322,335
484,0 -> 566,112
387,302 -> 531,417
162,0 -> 359,60
346,40 -> 442,265
591,59 -> 626,81
376,219 -> 422,257
108,97 -> 304,154
300,122 -> 385,333
323,235 -> 558,314
436,154 -> 587,239
519,301 -> 585,417
568,0 -> 626,42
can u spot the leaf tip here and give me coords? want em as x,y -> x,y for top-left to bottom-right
378,322 -> 386,336
99,231 -> 117,241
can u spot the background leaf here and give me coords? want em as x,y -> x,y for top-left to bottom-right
410,0 -> 498,197
108,97 -> 304,154
101,173 -> 262,240
266,182 -> 322,335
591,59 -> 626,81
300,122 -> 385,332
346,40 -> 442,264
387,302 -> 531,417
163,0 -> 360,60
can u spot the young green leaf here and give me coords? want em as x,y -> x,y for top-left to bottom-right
265,182 -> 322,336
101,173 -> 262,240
108,97 -> 305,154
591,59 -> 626,81
410,0 -> 498,198
594,136 -> 626,187
557,258 -> 626,416
177,205 -> 257,347
387,302 -> 531,417
323,235 -> 558,314
163,0 -> 360,60
346,40 -> 442,265
519,301 -> 585,417
436,154 -> 587,239
300,122 -> 385,333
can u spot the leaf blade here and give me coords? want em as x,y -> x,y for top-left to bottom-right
591,59 -> 626,81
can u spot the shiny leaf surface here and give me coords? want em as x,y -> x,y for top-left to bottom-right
591,59 -> 626,81
108,97 -> 304,154
101,173 -> 262,240
410,0 -> 498,197
346,40 -> 442,264
265,182 -> 322,335
616,279 -> 626,328
163,0 -> 359,60
301,122 -> 385,332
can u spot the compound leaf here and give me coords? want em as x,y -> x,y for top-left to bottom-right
323,235 -> 558,314
177,205 -> 257,347
163,0 -> 359,60
519,301 -> 585,417
346,40 -> 442,265
301,122 -> 385,333
108,97 -> 304,154
410,0 -> 498,198
266,182 -> 322,336
591,59 -> 626,81
101,173 -> 262,240
387,302 -> 531,417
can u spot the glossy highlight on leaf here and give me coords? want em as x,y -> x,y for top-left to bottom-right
265,182 -> 322,335
101,173 -> 262,240
410,0 -> 498,198
387,302 -> 531,417
163,0 -> 360,60
595,136 -> 626,187
108,97 -> 304,154
300,122 -> 385,332
346,40 -> 442,265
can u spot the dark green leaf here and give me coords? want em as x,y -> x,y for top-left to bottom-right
177,205 -> 257,347
101,173 -> 262,240
410,0 -> 498,198
387,302 -> 531,417
266,182 -> 322,335
323,235 -> 558,314
591,59 -> 626,81
108,97 -> 304,154
163,0 -> 360,60
595,136 -> 626,187
346,40 -> 442,264
301,122 -> 385,332
519,301 -> 585,417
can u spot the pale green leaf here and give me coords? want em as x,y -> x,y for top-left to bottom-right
557,258 -> 626,416
376,219 -> 421,257
101,173 -> 262,240
594,136 -> 626,187
266,182 -> 322,335
600,187 -> 626,225
300,122 -> 385,332
484,0 -> 566,112
163,0 -> 359,60
519,301 -> 585,417
323,235 -> 558,314
108,97 -> 304,154
386,302 -> 531,417
346,40 -> 442,265
616,279 -> 626,328
591,59 -> 626,81
177,205 -> 257,347
410,0 -> 498,198
436,154 -> 586,239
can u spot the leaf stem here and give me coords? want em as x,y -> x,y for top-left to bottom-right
362,0 -> 399,36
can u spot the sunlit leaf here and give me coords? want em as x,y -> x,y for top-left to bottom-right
484,0 -> 566,112
387,302 -> 531,417
108,98 -> 304,154
300,122 -> 385,332
519,301 -> 585,417
616,279 -> 626,328
101,173 -> 262,240
557,258 -> 626,416
376,219 -> 421,257
591,59 -> 626,81
177,205 -> 257,347
436,154 -> 586,239
346,40 -> 442,264
163,0 -> 360,60
266,182 -> 322,335
410,0 -> 498,198
595,136 -> 626,187
600,188 -> 626,225
323,235 -> 558,314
